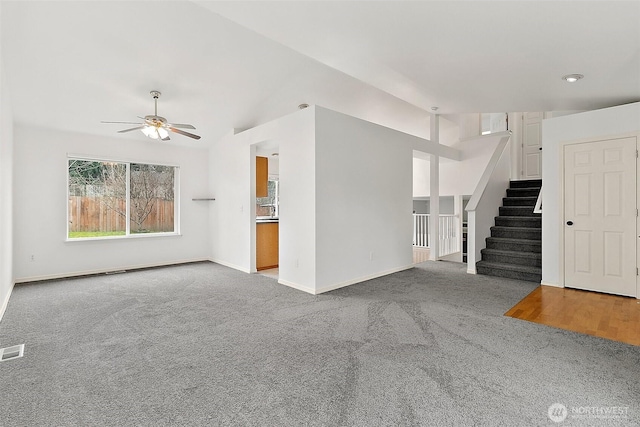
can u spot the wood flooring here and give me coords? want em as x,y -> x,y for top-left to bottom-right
505,285 -> 640,346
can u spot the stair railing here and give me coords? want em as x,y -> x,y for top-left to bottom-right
465,131 -> 512,273
534,185 -> 543,214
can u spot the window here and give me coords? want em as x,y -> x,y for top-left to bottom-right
256,178 -> 279,218
68,158 -> 178,239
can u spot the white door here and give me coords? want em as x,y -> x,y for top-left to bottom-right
522,112 -> 543,179
564,137 -> 637,297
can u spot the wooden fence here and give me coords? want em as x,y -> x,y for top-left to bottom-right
68,196 -> 174,233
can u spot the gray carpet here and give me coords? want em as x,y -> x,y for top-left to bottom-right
0,261 -> 638,426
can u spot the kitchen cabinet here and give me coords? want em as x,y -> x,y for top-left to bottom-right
256,156 -> 268,198
257,222 -> 278,270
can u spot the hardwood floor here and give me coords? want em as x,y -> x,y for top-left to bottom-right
505,285 -> 640,346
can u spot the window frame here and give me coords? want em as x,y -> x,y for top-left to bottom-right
66,155 -> 180,241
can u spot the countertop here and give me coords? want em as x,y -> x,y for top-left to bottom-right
256,218 -> 279,223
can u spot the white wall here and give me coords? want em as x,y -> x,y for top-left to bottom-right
209,129 -> 254,273
458,113 -> 481,140
211,105 -> 421,294
210,108 -> 317,289
0,8 -> 15,320
413,134 -> 503,197
315,107 -> 413,292
13,126 -> 210,282
542,102 -> 640,286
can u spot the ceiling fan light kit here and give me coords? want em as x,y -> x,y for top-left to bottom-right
102,90 -> 201,141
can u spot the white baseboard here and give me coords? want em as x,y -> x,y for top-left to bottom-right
541,282 -> 563,288
209,258 -> 251,274
0,281 -> 15,324
278,265 -> 414,295
467,267 -> 477,274
14,258 -> 210,284
277,279 -> 316,295
314,264 -> 414,295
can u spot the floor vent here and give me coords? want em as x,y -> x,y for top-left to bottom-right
105,270 -> 127,275
0,344 -> 25,362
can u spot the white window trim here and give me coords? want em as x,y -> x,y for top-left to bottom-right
66,156 -> 180,241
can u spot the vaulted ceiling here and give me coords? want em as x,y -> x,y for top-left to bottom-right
2,1 -> 639,146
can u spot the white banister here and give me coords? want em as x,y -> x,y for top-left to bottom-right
534,185 -> 543,214
465,131 -> 512,274
438,214 -> 460,256
413,214 -> 429,247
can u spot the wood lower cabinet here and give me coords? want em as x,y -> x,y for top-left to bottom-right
257,222 -> 278,270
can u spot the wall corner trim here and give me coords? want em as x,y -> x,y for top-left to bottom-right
0,281 -> 16,324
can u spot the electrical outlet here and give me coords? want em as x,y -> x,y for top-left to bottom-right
30,254 -> 35,262
369,251 -> 374,261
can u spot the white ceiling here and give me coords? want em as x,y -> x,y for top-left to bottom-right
2,1 -> 639,147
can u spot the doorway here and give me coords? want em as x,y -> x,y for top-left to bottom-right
563,136 -> 637,297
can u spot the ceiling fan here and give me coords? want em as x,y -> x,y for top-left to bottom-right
102,90 -> 201,141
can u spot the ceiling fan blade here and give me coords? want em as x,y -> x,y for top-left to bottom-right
168,123 -> 196,129
117,126 -> 146,133
168,126 -> 201,140
102,121 -> 143,125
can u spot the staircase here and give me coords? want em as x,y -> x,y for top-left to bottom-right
476,179 -> 542,282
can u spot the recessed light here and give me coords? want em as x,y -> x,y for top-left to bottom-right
562,74 -> 584,83
431,107 -> 439,111
271,153 -> 279,157
298,103 -> 309,109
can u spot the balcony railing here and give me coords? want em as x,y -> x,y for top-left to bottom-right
413,214 -> 460,257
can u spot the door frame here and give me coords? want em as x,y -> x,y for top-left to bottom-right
558,132 -> 640,298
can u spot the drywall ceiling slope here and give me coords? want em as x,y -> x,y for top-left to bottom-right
1,1 -> 436,146
202,1 -> 640,114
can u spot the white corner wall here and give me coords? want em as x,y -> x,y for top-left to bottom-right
315,107 -> 413,292
211,106 -> 418,294
542,102 -> 640,286
13,126 -> 211,282
209,130 -> 255,273
210,107 -> 317,289
0,12 -> 15,319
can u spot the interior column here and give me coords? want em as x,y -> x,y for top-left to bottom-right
429,113 -> 440,261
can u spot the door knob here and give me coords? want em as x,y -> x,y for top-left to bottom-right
566,221 -> 573,226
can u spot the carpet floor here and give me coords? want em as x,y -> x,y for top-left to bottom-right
0,261 -> 638,426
